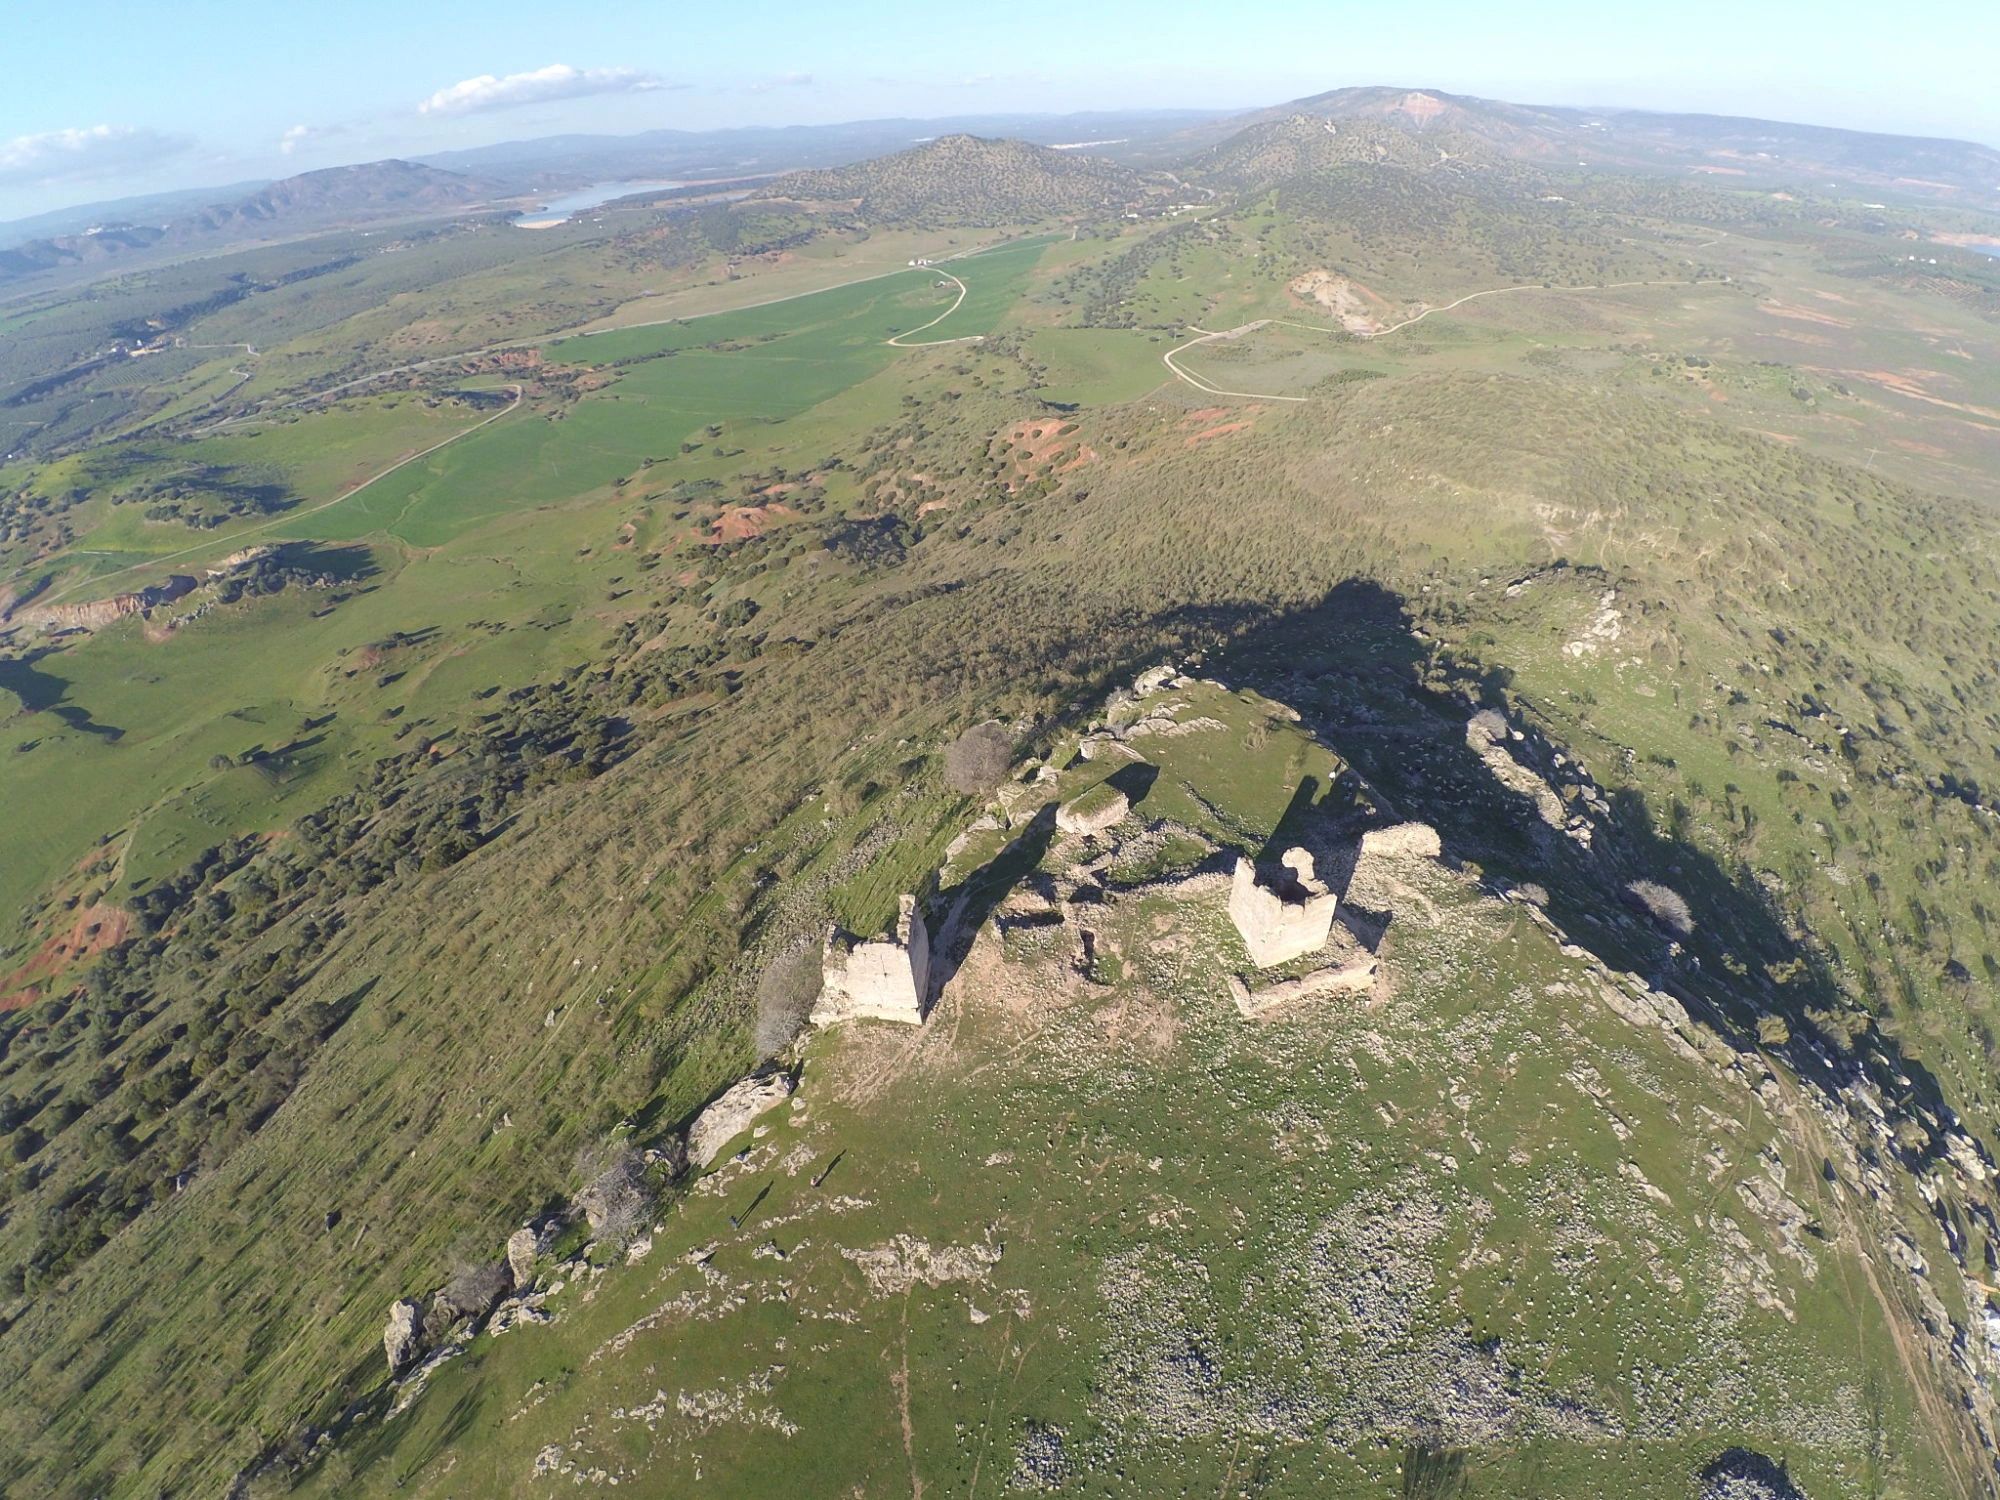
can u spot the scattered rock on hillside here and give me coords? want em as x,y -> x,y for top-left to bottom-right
688,1071 -> 796,1168
841,1232 -> 1003,1296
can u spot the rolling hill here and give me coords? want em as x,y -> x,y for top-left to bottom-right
756,132 -> 1153,224
0,161 -> 498,286
4,77 -> 2000,1500
1223,85 -> 2000,211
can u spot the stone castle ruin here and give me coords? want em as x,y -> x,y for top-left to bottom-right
1229,848 -> 1339,968
813,894 -> 932,1026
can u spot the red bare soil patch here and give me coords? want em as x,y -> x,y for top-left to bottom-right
1182,406 -> 1228,424
705,502 -> 793,544
1185,420 -> 1253,447
0,902 -> 131,1010
993,416 -> 1093,492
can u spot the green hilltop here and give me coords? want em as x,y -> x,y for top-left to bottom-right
1,88 -> 1999,1499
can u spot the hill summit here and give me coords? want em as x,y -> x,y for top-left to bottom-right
759,133 -> 1150,225
1185,112 -> 1494,192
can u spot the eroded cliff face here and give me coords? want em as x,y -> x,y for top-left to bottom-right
9,573 -> 196,636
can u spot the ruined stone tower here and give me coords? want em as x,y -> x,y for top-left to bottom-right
1228,848 -> 1338,968
813,894 -> 932,1025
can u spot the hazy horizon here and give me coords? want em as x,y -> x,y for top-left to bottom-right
5,0 -> 1998,223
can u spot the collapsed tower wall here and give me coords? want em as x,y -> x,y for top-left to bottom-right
813,894 -> 932,1025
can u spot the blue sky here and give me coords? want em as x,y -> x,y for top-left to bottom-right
3,0 -> 1996,221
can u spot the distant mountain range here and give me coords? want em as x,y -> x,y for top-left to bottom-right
410,110 -> 1224,192
3,88 -> 1994,289
0,161 -> 495,283
1217,86 -> 2000,210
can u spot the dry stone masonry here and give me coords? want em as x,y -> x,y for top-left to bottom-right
813,894 -> 931,1026
1229,847 -> 1338,967
1055,784 -> 1130,836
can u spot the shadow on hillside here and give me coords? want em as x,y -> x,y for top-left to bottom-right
0,648 -> 123,741
1126,576 -> 1959,1175
1104,759 -> 1158,809
928,802 -> 1059,1006
276,540 -> 380,585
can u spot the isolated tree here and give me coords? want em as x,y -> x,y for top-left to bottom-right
945,721 -> 1013,795
755,939 -> 823,1059
1624,879 -> 1695,937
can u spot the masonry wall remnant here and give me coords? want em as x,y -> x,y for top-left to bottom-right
814,894 -> 932,1025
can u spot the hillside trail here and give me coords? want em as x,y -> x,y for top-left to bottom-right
1162,322 -> 1308,403
192,231 -> 1035,434
885,266 -> 983,348
1163,274 -> 1726,400
1776,1068 -> 1984,1499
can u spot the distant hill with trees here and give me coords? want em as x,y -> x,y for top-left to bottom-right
757,133 -> 1153,225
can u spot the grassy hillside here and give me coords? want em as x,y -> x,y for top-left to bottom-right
2,120 -> 2000,1498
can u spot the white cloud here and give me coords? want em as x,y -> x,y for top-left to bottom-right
277,122 -> 350,157
418,63 -> 661,116
0,124 -> 191,186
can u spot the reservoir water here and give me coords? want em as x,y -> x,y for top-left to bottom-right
513,181 -> 688,227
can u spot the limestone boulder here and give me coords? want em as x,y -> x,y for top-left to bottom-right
383,1298 -> 424,1374
1056,784 -> 1129,836
688,1071 -> 796,1168
507,1226 -> 541,1289
1358,821 -> 1441,860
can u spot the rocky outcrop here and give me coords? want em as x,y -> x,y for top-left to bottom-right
507,1226 -> 543,1288
1358,821 -> 1441,860
1056,784 -> 1129,836
14,574 -> 196,636
383,1298 -> 424,1373
204,545 -> 275,579
688,1071 -> 796,1168
1229,847 -> 1337,967
814,894 -> 930,1025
